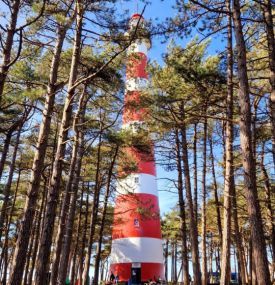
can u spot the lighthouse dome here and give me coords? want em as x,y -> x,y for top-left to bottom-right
129,13 -> 146,30
127,13 -> 151,48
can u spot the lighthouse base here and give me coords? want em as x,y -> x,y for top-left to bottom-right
109,262 -> 164,283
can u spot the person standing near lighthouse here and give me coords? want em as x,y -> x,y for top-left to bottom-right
109,13 -> 165,284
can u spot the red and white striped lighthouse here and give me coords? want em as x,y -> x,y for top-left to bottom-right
110,14 -> 165,283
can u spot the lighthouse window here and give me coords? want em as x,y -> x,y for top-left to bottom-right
134,177 -> 139,184
134,218 -> 140,227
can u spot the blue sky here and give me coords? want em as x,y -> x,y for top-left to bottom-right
117,0 -> 182,65
117,0 -> 226,62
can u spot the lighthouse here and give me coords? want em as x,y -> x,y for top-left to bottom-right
109,14 -> 165,284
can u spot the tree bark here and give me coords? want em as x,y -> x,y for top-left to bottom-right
209,136 -> 223,245
232,186 -> 248,284
93,145 -> 119,285
175,129 -> 189,285
50,140 -> 78,284
23,212 -> 38,285
0,164 -> 21,284
220,3 -> 233,282
34,3 -> 83,283
179,104 -> 201,285
0,161 -> 21,275
249,238 -> 257,285
57,90 -> 87,285
174,242 -> 178,283
193,123 -> 198,227
8,22 -> 69,285
171,242 -> 175,283
0,130 -> 12,181
0,0 -> 20,105
201,117 -> 207,285
50,88 -> 87,284
70,183 -> 85,285
260,142 -> 275,281
261,0 -> 275,167
232,0 -> 271,283
82,131 -> 103,285
27,178 -> 48,285
0,126 -> 22,240
165,239 -> 169,282
78,182 -> 90,285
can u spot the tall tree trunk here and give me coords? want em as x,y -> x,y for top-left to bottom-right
232,185 -> 247,284
70,183 -> 85,285
1,240 -> 8,283
100,260 -> 106,283
50,147 -> 78,284
0,126 -> 21,240
40,123 -> 59,233
175,129 -> 189,285
209,136 -> 223,245
171,242 -> 175,283
79,182 -> 90,285
0,130 -> 12,180
193,123 -> 198,226
165,239 -> 169,282
0,0 -> 20,105
8,22 -> 69,285
220,3 -> 233,283
0,113 -> 27,181
104,259 -> 109,282
249,238 -> 257,285
57,91 -> 87,285
232,0 -> 271,283
82,131 -> 103,285
261,0 -> 275,167
179,104 -> 201,285
93,145 -> 119,285
0,162 -> 21,275
260,142 -> 275,281
1,222 -> 10,285
208,235 -> 213,276
27,178 -> 48,285
174,242 -> 178,283
201,117 -> 207,285
34,4 -> 83,283
23,212 -> 38,285
50,88 -> 87,285
0,162 -> 21,284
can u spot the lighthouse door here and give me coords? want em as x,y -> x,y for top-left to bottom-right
131,264 -> 141,285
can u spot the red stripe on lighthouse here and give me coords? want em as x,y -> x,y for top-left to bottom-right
118,147 -> 156,176
130,147 -> 156,176
126,52 -> 148,79
112,194 -> 161,239
123,91 -> 147,124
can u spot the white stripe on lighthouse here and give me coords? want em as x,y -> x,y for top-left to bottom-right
122,121 -> 145,133
111,237 -> 164,264
117,173 -> 157,196
128,41 -> 148,56
126,77 -> 148,91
